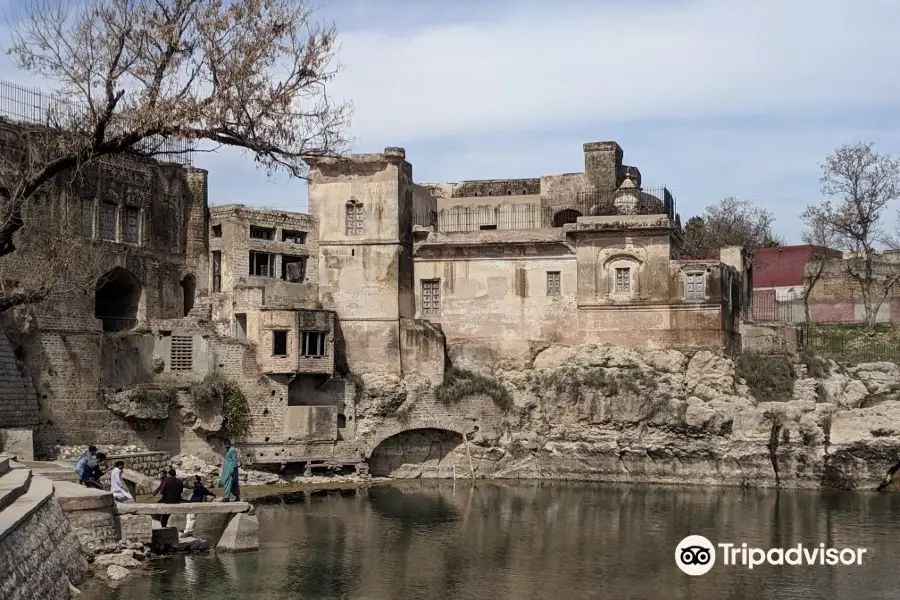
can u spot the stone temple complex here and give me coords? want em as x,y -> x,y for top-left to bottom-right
0,131 -> 754,475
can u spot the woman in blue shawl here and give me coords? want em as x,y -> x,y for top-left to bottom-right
220,440 -> 240,501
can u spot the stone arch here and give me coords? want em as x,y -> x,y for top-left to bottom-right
363,417 -> 476,459
95,267 -> 142,332
551,208 -> 581,227
180,273 -> 196,316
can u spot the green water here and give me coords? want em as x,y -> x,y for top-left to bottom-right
82,481 -> 900,600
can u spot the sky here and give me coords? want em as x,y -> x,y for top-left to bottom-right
2,0 -> 900,243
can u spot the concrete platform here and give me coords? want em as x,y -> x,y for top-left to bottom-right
54,481 -> 115,511
115,501 -> 252,515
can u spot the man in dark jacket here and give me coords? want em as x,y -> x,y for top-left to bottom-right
158,469 -> 184,528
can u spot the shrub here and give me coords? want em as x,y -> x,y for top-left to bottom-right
735,352 -> 795,402
436,367 -> 512,411
191,372 -> 251,439
800,350 -> 831,378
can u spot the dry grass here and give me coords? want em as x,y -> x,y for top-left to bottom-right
435,367 -> 513,411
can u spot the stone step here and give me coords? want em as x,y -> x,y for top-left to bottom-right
0,473 -> 53,545
0,467 -> 32,513
0,455 -> 10,478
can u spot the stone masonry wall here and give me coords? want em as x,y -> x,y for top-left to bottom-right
0,330 -> 39,429
107,451 -> 170,477
0,495 -> 87,600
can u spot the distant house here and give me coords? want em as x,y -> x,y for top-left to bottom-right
752,245 -> 841,322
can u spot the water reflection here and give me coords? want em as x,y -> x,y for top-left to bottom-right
83,482 -> 900,600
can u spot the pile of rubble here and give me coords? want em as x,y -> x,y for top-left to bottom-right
88,541 -> 153,582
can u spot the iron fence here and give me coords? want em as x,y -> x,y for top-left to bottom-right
752,290 -> 803,323
415,186 -> 676,231
0,78 -> 194,164
800,325 -> 900,363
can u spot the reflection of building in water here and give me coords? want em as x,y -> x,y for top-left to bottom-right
245,484 -> 879,600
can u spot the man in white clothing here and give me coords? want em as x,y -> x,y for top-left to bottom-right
110,460 -> 134,502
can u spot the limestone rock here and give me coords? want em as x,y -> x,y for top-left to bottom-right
106,565 -> 130,581
792,378 -> 819,403
685,351 -> 734,400
102,386 -> 173,421
176,535 -> 210,551
849,362 -> 900,395
94,552 -> 141,568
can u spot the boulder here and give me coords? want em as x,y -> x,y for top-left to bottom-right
102,386 -> 173,421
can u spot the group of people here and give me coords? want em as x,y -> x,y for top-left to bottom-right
73,445 -> 133,502
71,440 -> 243,536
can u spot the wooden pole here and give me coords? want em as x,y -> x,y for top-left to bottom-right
462,433 -> 476,482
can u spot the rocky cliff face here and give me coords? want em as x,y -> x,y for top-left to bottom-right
359,344 -> 900,490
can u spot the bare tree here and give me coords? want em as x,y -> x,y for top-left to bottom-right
0,0 -> 350,311
682,197 -> 781,258
800,142 -> 900,330
798,208 -> 839,325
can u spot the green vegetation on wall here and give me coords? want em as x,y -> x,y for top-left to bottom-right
436,367 -> 513,411
735,352 -> 795,402
191,372 -> 251,439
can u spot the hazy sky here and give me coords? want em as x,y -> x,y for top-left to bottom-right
2,0 -> 900,243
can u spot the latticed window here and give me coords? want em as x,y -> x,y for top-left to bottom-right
345,200 -> 363,236
421,279 -> 441,316
546,271 -> 561,296
99,203 -> 117,241
615,267 -> 630,293
170,336 -> 193,371
123,207 -> 140,244
685,272 -> 705,300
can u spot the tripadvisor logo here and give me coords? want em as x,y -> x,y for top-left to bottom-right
675,535 -> 868,576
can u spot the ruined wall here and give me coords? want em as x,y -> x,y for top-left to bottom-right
209,204 -> 318,295
0,152 -> 207,456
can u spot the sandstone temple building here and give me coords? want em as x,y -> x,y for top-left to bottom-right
0,129 -> 753,473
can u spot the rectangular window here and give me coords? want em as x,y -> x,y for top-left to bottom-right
615,267 -> 630,293
79,199 -> 93,237
421,279 -> 441,316
301,331 -> 326,357
345,202 -> 364,236
122,207 -> 140,244
211,251 -> 222,293
99,203 -> 117,241
685,273 -> 706,300
249,225 -> 275,240
249,251 -> 275,277
211,224 -> 222,238
272,330 -> 288,356
282,229 -> 307,244
234,314 -> 247,341
547,271 -> 561,296
281,256 -> 307,282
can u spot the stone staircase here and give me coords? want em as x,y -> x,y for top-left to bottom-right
0,454 -> 88,600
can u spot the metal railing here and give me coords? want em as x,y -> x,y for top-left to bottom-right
0,78 -> 194,164
414,186 -> 676,231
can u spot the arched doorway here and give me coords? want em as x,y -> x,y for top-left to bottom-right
180,274 -> 196,316
551,209 -> 582,227
95,267 -> 142,332
368,428 -> 464,477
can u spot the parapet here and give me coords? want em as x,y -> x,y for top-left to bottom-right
303,147 -> 409,180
